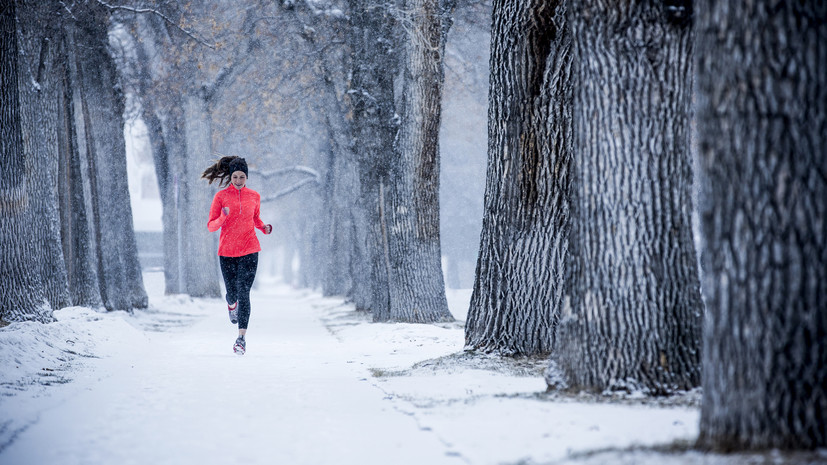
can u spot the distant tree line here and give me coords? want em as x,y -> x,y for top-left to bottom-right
114,0 -> 458,323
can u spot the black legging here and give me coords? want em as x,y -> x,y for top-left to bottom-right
219,253 -> 258,329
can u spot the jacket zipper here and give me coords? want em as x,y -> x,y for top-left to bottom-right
237,187 -> 242,216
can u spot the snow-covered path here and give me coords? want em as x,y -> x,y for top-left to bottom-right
1,284 -> 465,465
1,272 -> 707,465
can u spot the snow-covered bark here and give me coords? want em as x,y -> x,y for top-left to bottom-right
56,39 -> 100,308
0,4 -> 24,210
319,74 -> 361,297
347,0 -> 398,317
3,1 -> 146,318
144,106 -> 185,295
15,0 -> 71,311
68,4 -> 147,311
465,0 -> 572,355
382,0 -> 454,323
183,94 -> 221,298
56,31 -> 101,307
0,0 -> 52,323
554,0 -> 702,393
695,1 -> 827,450
156,104 -> 189,296
129,19 -> 186,295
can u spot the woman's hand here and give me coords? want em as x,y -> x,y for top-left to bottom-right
222,207 -> 230,215
264,224 -> 272,235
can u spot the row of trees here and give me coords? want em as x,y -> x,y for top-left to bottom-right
116,0 -> 824,450
1,0 -> 146,322
468,0 -> 703,388
112,0 -> 460,322
467,0 -> 825,452
2,0 -> 486,323
2,0 -> 823,453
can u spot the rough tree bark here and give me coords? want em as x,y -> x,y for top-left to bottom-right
381,0 -> 455,323
320,89 -> 361,297
305,15 -> 364,299
0,3 -> 24,211
145,106 -> 187,295
57,27 -> 101,308
695,1 -> 827,450
347,0 -> 399,317
16,0 -> 72,311
154,102 -> 188,295
0,0 -> 52,323
131,17 -> 186,295
69,4 -> 147,311
274,0 -> 364,299
183,93 -> 221,298
465,0 -> 573,354
554,0 -> 702,393
3,0 -> 146,318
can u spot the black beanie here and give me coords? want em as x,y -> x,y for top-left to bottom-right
228,157 -> 248,177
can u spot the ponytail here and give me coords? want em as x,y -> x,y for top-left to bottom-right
201,155 -> 240,187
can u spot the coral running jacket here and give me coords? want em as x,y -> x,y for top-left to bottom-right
207,185 -> 269,257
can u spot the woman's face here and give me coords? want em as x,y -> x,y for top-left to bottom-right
231,171 -> 247,189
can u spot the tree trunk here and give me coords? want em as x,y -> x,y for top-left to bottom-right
319,17 -> 372,308
380,0 -> 454,323
367,182 -> 392,318
16,0 -> 72,311
321,139 -> 359,297
0,0 -> 51,323
57,28 -> 100,308
0,1 -> 24,209
347,0 -> 399,318
154,102 -> 186,295
183,94 -> 221,298
319,66 -> 360,298
695,1 -> 827,450
465,0 -> 573,355
142,106 -> 185,295
554,0 -> 702,393
298,215 -> 323,289
348,207 -> 371,311
70,6 -> 147,311
131,23 -> 185,295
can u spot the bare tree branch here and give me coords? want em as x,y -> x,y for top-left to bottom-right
205,6 -> 269,103
260,177 -> 319,202
252,165 -> 321,179
95,0 -> 216,49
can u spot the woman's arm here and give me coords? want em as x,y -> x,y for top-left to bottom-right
252,197 -> 271,234
207,193 -> 227,232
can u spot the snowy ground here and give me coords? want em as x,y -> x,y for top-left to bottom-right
2,272 -> 825,465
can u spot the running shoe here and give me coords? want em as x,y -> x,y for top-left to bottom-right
228,301 -> 238,324
233,336 -> 246,355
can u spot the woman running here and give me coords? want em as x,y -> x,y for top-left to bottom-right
202,156 -> 272,355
